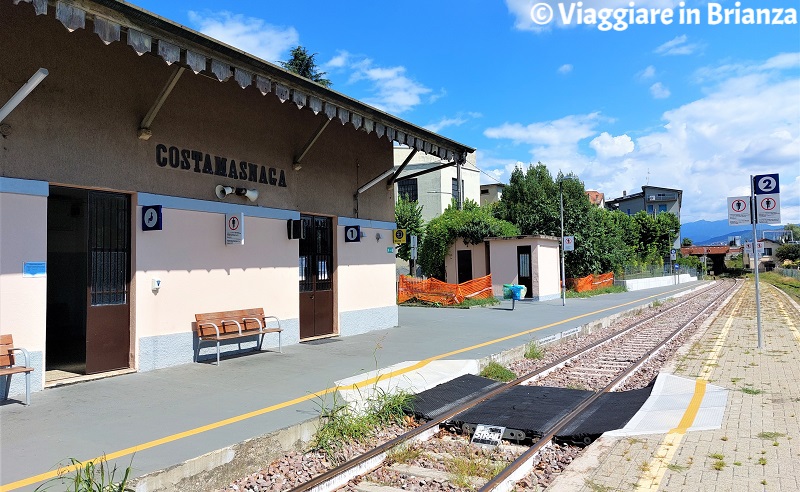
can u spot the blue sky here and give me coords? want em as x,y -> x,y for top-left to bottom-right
131,0 -> 799,224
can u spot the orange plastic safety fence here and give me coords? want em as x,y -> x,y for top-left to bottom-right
398,274 -> 494,305
566,272 -> 615,293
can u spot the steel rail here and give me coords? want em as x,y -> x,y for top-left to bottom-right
480,279 -> 739,492
288,280 -> 736,492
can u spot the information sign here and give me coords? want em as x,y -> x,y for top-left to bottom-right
563,236 -> 574,251
755,194 -> 781,224
727,196 -> 751,226
344,225 -> 361,242
225,213 -> 244,245
471,424 -> 505,449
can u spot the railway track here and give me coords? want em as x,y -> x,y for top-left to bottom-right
222,280 -> 739,492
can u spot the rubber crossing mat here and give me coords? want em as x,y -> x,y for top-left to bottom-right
556,384 -> 654,446
410,374 -> 504,421
452,385 -> 594,442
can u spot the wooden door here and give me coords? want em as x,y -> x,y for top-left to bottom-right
85,191 -> 131,374
517,245 -> 532,299
299,215 -> 334,339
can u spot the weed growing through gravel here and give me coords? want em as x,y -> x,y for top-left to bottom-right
667,463 -> 687,472
758,457 -> 768,465
387,444 -> 422,464
480,362 -> 517,382
525,341 -> 545,360
34,456 -> 134,492
734,461 -> 742,466
709,453 -> 725,460
712,460 -> 726,471
638,461 -> 651,472
446,451 -> 505,488
312,388 -> 413,463
757,431 -> 785,440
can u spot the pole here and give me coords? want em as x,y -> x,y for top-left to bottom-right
750,175 -> 763,349
560,181 -> 566,307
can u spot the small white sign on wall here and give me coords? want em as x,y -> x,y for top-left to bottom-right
225,213 -> 244,245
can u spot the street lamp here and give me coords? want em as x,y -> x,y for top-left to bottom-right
560,176 -> 579,306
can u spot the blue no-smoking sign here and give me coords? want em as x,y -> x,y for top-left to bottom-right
754,174 -> 779,195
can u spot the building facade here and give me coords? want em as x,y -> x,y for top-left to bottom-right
0,0 -> 472,398
605,186 -> 682,219
392,147 -> 480,223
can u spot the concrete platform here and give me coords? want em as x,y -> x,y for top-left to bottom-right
0,281 -> 709,491
549,280 -> 800,491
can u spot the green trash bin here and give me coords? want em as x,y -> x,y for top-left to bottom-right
502,284 -> 514,299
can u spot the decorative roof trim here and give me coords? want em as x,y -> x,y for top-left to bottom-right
13,0 -> 474,158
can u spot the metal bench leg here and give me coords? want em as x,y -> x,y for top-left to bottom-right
216,341 -> 220,366
256,333 -> 265,352
25,371 -> 30,406
278,331 -> 282,353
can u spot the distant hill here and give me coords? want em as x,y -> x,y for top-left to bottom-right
681,219 -> 786,245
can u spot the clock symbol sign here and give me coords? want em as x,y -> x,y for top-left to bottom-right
144,208 -> 158,228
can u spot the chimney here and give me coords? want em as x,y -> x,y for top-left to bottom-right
622,190 -> 627,197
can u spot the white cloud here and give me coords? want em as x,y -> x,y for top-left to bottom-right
480,53 -> 800,223
325,51 -> 432,113
590,132 -> 635,158
187,11 -> 298,63
425,112 -> 482,133
650,82 -> 671,99
654,35 -> 702,56
558,64 -> 573,74
324,51 -> 350,69
638,65 -> 656,80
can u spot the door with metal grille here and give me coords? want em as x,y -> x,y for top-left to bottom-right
85,191 -> 131,374
299,215 -> 334,339
517,245 -> 533,299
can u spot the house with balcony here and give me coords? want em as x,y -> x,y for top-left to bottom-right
605,186 -> 682,219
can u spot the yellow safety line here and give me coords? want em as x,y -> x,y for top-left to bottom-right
1,285 -> 694,492
636,294 -> 743,490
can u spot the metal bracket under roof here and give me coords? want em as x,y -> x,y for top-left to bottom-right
395,160 -> 456,181
292,118 -> 330,170
385,149 -> 417,190
138,66 -> 185,140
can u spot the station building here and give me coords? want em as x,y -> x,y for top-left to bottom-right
0,0 -> 473,397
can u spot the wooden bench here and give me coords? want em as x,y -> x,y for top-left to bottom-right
1,334 -> 34,405
194,308 -> 282,365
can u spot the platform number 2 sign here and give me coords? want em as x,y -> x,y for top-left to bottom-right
754,174 -> 780,195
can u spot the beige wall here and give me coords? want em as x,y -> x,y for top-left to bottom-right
487,237 -> 560,299
337,225 -> 397,312
0,191 -> 48,350
133,207 -> 299,344
444,242 -> 488,283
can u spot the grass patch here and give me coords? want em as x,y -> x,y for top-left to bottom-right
757,431 -> 785,440
387,444 -> 423,464
758,457 -> 768,465
524,341 -> 545,360
312,388 -> 413,463
712,460 -> 726,471
667,463 -> 687,472
401,296 -> 499,309
480,362 -> 517,382
651,299 -> 664,308
708,453 -> 725,460
446,453 -> 505,488
585,479 -> 617,492
565,285 -> 627,298
35,456 -> 134,492
759,272 -> 800,303
741,387 -> 763,395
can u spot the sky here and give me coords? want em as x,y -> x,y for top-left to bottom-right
129,0 -> 799,225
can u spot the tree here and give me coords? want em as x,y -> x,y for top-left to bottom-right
682,237 -> 693,247
420,200 -> 519,280
279,46 -> 332,87
395,195 -> 424,272
775,243 -> 800,264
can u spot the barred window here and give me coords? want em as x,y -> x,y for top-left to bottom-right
397,178 -> 418,202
